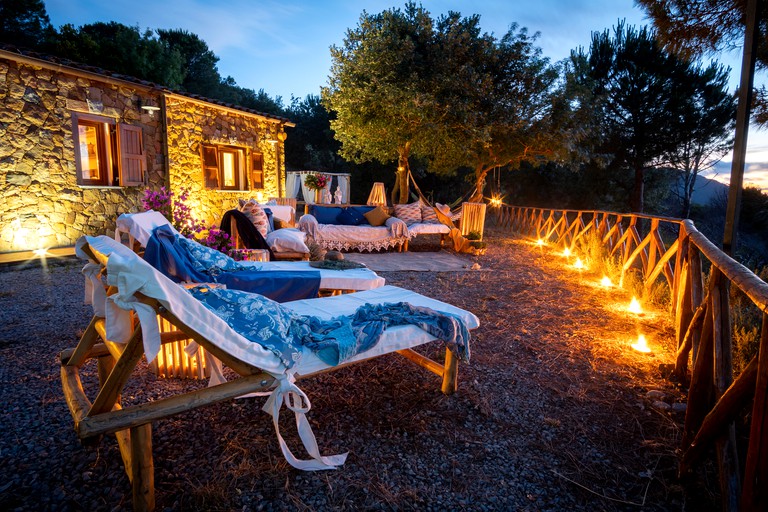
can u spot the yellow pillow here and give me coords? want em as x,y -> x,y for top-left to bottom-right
363,206 -> 390,227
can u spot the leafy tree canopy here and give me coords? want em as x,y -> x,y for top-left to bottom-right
567,21 -> 733,213
0,0 -> 53,48
323,2 -> 446,203
156,28 -> 221,96
636,0 -> 768,124
323,2 -> 562,204
47,21 -> 185,88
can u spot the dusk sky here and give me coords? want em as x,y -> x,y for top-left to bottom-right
44,0 -> 768,191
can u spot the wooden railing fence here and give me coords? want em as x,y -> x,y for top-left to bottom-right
495,204 -> 768,512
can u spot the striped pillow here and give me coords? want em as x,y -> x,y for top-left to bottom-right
421,204 -> 440,224
240,200 -> 270,237
394,201 -> 423,226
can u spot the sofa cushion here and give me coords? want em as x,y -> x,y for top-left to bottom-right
394,201 -> 422,226
240,201 -> 270,237
337,207 -> 367,226
364,206 -> 390,227
266,228 -> 310,254
421,204 -> 440,224
263,208 -> 275,232
311,206 -> 344,225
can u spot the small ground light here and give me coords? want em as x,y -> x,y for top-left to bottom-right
33,248 -> 48,257
601,276 -> 612,287
631,334 -> 651,353
574,257 -> 585,270
628,297 -> 642,314
562,247 -> 571,257
536,238 -> 544,246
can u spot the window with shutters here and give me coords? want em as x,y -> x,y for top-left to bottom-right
73,112 -> 146,187
200,143 -> 258,191
251,152 -> 264,189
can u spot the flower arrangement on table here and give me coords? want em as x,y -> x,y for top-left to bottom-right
304,173 -> 330,191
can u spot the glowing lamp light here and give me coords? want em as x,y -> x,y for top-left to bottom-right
573,258 -> 584,270
631,334 -> 651,353
600,276 -> 612,287
628,297 -> 642,314
489,195 -> 503,208
536,238 -> 544,247
33,248 -> 49,257
562,247 -> 571,258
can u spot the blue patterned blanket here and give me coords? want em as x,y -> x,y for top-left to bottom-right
144,225 -> 320,302
187,286 -> 470,369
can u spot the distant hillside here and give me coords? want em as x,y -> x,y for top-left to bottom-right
690,174 -> 729,206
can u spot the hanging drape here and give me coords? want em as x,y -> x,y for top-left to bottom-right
289,171 -> 351,205
285,173 -> 301,199
336,175 -> 350,203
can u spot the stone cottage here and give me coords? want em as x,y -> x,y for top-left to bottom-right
0,46 -> 292,258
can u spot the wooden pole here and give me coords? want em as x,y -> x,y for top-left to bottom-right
711,269 -> 741,511
742,313 -> 768,511
681,283 -> 715,451
130,423 -> 155,512
722,0 -> 759,255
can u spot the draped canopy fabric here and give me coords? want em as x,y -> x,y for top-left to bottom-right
288,171 -> 350,205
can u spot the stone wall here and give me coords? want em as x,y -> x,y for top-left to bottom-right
165,96 -> 284,227
0,57 -> 164,252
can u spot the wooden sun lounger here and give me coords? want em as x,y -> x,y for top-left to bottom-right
61,235 -> 478,511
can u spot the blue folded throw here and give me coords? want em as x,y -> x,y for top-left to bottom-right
144,225 -> 321,302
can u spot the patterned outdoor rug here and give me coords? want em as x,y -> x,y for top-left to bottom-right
342,250 -> 477,271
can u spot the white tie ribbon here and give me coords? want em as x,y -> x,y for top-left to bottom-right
262,374 -> 348,471
104,273 -> 162,363
81,262 -> 107,317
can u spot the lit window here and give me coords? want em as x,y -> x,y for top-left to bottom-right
200,143 -> 261,191
73,113 -> 145,187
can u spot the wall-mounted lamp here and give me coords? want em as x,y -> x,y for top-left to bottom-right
139,98 -> 161,118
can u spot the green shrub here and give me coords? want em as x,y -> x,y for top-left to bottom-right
466,230 -> 482,241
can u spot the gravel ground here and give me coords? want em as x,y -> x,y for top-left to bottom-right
0,228 -> 718,511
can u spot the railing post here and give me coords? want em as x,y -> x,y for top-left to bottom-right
711,268 -> 740,512
742,313 -> 768,511
682,276 -> 715,450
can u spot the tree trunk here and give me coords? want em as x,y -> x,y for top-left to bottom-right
469,164 -> 488,203
392,143 -> 411,204
631,166 -> 645,213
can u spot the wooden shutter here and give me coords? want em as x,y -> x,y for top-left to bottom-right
251,152 -> 264,189
201,143 -> 219,188
117,124 -> 146,186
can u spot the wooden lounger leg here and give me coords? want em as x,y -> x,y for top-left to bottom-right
441,348 -> 458,395
130,424 -> 155,512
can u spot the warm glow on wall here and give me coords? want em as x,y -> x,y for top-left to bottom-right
631,334 -> 651,353
9,217 -> 59,253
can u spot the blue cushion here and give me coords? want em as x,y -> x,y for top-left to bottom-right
312,206 -> 344,225
350,206 -> 375,225
337,207 -> 366,226
263,208 -> 275,232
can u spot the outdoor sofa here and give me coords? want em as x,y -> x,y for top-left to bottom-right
298,202 -> 451,253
